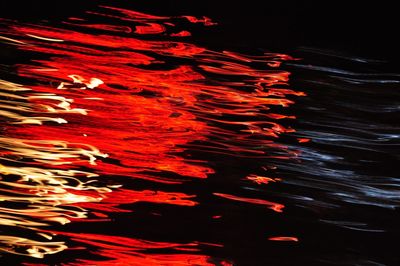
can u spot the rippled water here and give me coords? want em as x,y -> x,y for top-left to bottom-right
0,3 -> 399,266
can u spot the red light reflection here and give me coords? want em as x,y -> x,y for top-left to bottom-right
268,236 -> 299,242
213,193 -> 285,213
0,3 -> 304,264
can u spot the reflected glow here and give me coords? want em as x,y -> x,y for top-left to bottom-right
37,231 -> 227,266
268,236 -> 299,242
0,4 -> 303,264
246,174 -> 281,185
0,236 -> 67,258
213,193 -> 285,213
26,34 -> 64,42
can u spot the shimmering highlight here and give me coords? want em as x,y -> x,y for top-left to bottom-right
0,4 -> 302,264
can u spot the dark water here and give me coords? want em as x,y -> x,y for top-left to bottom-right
0,1 -> 399,265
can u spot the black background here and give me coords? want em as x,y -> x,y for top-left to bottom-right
1,1 -> 399,62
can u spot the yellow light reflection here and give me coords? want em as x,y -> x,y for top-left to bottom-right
0,78 -> 111,258
0,236 -> 67,258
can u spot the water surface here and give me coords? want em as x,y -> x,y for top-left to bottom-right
0,3 -> 399,266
